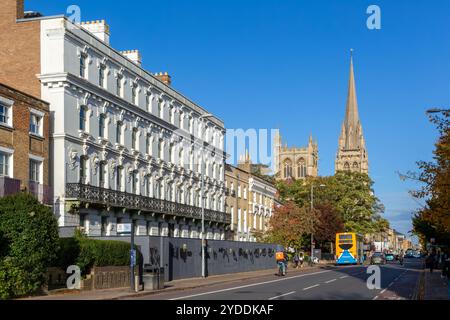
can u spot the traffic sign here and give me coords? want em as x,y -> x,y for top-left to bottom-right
130,249 -> 136,267
117,223 -> 132,234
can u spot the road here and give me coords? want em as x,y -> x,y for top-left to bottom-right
128,258 -> 423,300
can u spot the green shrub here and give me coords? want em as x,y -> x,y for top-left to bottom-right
0,258 -> 35,300
54,234 -> 142,276
0,193 -> 59,299
52,238 -> 80,270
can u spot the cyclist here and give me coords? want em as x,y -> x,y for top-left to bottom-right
276,250 -> 287,276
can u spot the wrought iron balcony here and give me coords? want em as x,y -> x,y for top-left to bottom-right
66,183 -> 231,224
0,176 -> 21,197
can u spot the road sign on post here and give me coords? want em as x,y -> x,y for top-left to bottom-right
117,223 -> 132,235
130,249 -> 136,267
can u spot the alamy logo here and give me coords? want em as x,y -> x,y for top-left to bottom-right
66,265 -> 81,290
366,265 -> 381,290
366,5 -> 381,30
66,5 -> 81,25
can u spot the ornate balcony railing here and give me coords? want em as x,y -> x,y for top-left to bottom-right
66,183 -> 231,224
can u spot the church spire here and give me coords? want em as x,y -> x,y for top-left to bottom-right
344,49 -> 361,149
335,50 -> 369,174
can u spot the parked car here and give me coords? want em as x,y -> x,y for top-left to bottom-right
370,252 -> 386,265
385,253 -> 395,262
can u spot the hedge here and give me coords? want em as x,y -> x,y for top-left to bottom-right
55,235 -> 142,275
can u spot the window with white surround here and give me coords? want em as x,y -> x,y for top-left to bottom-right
116,121 -> 123,145
99,114 -> 106,138
116,166 -> 123,191
79,106 -> 87,132
80,54 -> 87,78
146,134 -> 151,155
170,107 -> 175,124
158,98 -> 164,118
29,159 -> 42,183
116,74 -> 123,97
79,156 -> 87,184
0,151 -> 11,177
99,65 -> 106,88
132,84 -> 138,105
29,111 -> 43,136
132,128 -> 138,150
158,139 -> 164,160
189,116 -> 193,134
146,94 -> 152,112
0,102 -> 12,127
99,161 -> 106,188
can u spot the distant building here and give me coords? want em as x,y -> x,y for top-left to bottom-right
273,130 -> 318,181
225,152 -> 277,242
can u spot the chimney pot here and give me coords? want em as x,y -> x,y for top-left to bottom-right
155,72 -> 172,86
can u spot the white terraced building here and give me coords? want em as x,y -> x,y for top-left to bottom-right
37,17 -> 228,239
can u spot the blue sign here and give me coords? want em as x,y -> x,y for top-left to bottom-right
130,249 -> 136,267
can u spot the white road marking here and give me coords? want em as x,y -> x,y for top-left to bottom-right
268,291 -> 296,300
325,279 -> 337,284
373,295 -> 379,300
380,288 -> 387,294
340,275 -> 348,279
169,270 -> 332,300
303,284 -> 320,291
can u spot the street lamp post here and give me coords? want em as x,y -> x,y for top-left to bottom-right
426,108 -> 450,114
310,183 -> 326,261
199,113 -> 213,278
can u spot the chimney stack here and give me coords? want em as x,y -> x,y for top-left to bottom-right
80,20 -> 110,45
120,50 -> 142,67
154,72 -> 172,86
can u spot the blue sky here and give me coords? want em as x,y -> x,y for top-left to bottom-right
27,0 -> 450,240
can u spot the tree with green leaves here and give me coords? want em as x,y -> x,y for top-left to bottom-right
0,193 -> 60,299
275,172 -> 386,236
254,201 -> 315,249
408,111 -> 450,247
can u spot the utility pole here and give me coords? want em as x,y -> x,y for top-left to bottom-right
199,113 -> 213,278
130,219 -> 135,292
310,184 -> 314,260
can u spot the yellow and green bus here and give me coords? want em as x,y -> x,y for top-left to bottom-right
335,232 -> 364,265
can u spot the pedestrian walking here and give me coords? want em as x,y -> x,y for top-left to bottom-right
426,251 -> 436,273
299,252 -> 304,268
293,252 -> 300,269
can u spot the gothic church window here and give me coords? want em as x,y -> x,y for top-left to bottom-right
283,159 -> 293,178
297,158 -> 306,178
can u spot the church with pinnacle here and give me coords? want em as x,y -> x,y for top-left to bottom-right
335,52 -> 369,174
274,51 -> 368,180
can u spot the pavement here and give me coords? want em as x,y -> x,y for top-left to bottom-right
423,267 -> 449,300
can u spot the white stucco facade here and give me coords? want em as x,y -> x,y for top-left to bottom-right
38,18 -> 228,239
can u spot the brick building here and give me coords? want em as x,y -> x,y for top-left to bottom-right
0,82 -> 51,204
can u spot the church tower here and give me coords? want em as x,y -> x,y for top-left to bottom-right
335,51 -> 369,174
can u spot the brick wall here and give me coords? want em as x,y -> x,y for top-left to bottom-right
0,83 -> 50,189
0,0 -> 41,98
